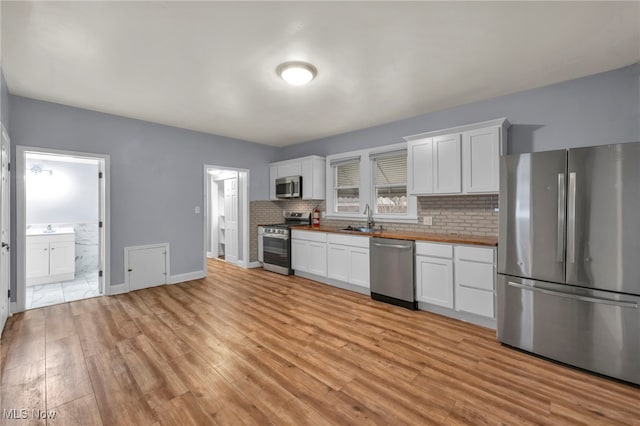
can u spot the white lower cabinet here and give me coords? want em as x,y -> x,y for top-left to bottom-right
327,234 -> 370,289
292,231 -> 369,288
416,241 -> 495,319
26,233 -> 76,286
291,230 -> 327,277
415,243 -> 454,309
327,244 -> 349,281
454,245 -> 496,318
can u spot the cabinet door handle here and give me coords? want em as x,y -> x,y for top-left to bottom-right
51,248 -> 55,251
44,248 -> 48,251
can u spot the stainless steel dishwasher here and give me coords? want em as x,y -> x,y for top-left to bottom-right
370,237 -> 416,310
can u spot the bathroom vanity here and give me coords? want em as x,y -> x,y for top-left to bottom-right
26,227 -> 76,286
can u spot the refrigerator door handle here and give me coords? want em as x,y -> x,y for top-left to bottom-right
507,281 -> 638,309
567,172 -> 577,263
557,173 -> 565,262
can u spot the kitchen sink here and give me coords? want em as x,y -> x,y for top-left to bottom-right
339,226 -> 377,233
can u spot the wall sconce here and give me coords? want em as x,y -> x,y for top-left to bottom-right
30,165 -> 53,175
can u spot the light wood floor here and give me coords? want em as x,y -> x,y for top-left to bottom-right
1,260 -> 639,425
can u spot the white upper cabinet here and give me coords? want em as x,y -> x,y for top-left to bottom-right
462,126 -> 501,193
433,133 -> 461,194
269,155 -> 326,200
408,138 -> 433,194
405,118 -> 509,196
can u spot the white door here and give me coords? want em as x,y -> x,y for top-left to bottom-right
307,242 -> 327,277
416,255 -> 454,308
25,240 -> 50,279
0,127 -> 10,333
327,244 -> 349,281
224,177 -> 238,263
462,127 -> 500,193
97,161 -> 105,294
128,246 -> 167,291
433,133 -> 461,194
349,247 -> 370,288
49,241 -> 75,276
291,239 -> 307,272
408,138 -> 434,195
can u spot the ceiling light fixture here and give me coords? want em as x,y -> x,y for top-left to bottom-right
276,61 -> 317,86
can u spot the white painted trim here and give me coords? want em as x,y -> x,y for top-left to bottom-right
294,270 -> 370,296
169,270 -> 205,284
403,117 -> 510,142
10,302 -> 17,312
248,261 -> 262,269
417,301 -> 497,330
15,146 -> 110,313
202,165 -> 250,274
124,242 -> 170,292
108,283 -> 127,296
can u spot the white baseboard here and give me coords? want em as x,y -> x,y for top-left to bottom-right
247,261 -> 262,269
108,283 -> 128,295
169,270 -> 206,284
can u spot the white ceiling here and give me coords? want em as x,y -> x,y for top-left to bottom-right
2,2 -> 639,147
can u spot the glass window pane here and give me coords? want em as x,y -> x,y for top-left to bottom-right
375,156 -> 406,185
336,162 -> 360,187
336,188 -> 360,213
376,186 -> 407,214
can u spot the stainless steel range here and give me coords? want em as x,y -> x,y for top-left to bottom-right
262,212 -> 309,275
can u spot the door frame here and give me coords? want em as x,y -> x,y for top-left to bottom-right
203,165 -> 249,271
15,146 -> 111,312
0,125 -> 10,333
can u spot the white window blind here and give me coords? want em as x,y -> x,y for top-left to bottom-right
334,159 -> 360,213
372,151 -> 407,214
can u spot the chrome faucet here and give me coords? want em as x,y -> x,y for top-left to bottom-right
363,203 -> 375,229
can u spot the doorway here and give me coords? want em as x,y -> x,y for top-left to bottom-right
204,166 -> 249,269
16,146 -> 110,311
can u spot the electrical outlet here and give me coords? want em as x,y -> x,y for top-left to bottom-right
423,216 -> 433,226
321,211 -> 326,218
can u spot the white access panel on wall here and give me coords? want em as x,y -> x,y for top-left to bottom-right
125,243 -> 169,291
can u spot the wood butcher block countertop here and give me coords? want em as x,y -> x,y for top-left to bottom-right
290,225 -> 497,247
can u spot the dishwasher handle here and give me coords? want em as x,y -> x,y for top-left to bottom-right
371,242 -> 412,250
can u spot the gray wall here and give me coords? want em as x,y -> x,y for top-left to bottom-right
1,70 -> 8,132
6,62 -> 639,301
279,63 -> 640,159
25,158 -> 99,224
9,96 -> 279,294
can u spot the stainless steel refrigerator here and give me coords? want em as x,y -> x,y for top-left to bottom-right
497,141 -> 640,385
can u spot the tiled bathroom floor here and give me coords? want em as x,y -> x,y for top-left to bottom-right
26,272 -> 101,309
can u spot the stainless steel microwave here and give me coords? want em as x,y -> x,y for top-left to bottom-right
276,176 -> 302,199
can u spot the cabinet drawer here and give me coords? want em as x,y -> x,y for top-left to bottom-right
327,233 -> 369,248
455,286 -> 494,318
455,245 -> 494,264
47,233 -> 76,243
415,242 -> 452,258
291,230 -> 327,243
456,260 -> 494,291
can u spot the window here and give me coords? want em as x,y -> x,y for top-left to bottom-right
371,151 -> 407,214
333,159 -> 360,213
326,143 -> 416,221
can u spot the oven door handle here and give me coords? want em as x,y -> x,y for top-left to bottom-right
264,234 -> 289,240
